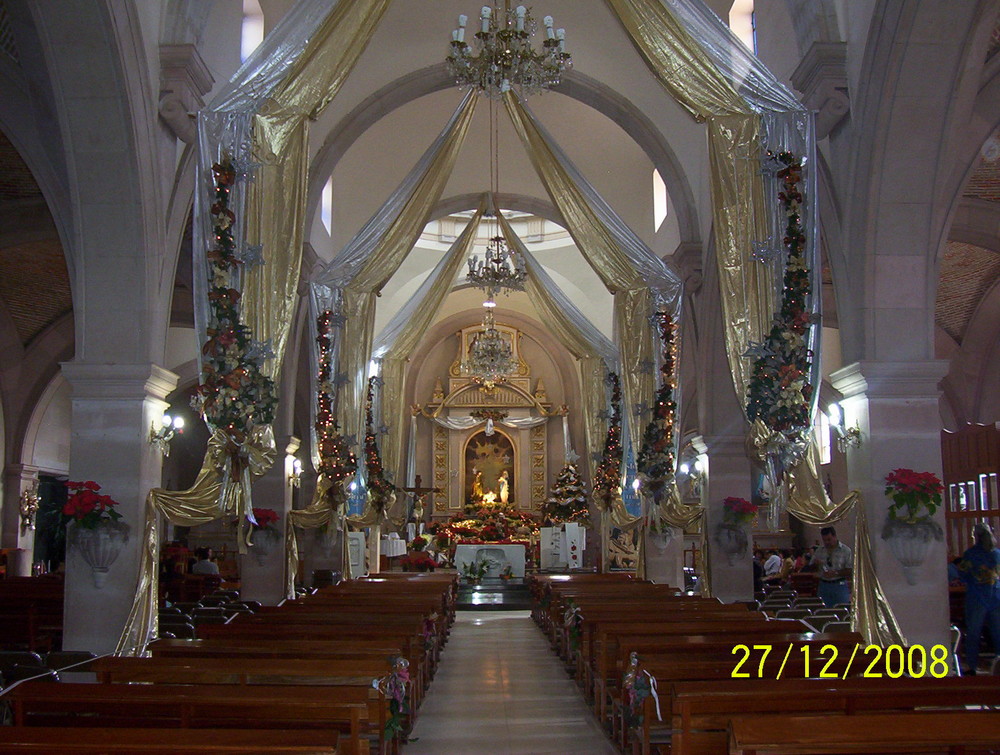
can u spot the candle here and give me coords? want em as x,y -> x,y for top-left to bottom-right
544,15 -> 554,39
481,6 -> 491,34
557,28 -> 565,52
458,14 -> 467,43
515,6 -> 526,31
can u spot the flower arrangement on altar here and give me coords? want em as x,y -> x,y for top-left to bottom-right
409,534 -> 430,551
745,151 -> 815,449
400,551 -> 435,572
440,506 -> 539,543
193,156 -> 278,439
62,481 -> 123,529
721,496 -> 758,527
250,507 -> 280,530
461,556 -> 497,582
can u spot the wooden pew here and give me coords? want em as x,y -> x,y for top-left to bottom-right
6,681 -> 368,755
727,710 -> 1000,754
0,727 -> 340,753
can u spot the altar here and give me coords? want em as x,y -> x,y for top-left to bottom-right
454,542 -> 526,579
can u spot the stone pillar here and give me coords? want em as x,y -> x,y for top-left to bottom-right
60,363 -> 178,654
240,435 -> 299,605
703,435 -> 754,603
831,361 -> 950,651
643,526 -> 685,588
2,464 -> 41,576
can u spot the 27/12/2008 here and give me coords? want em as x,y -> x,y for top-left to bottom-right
730,643 -> 950,679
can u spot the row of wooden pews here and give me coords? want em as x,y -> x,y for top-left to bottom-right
0,572 -> 457,754
529,573 -> 1000,755
0,575 -> 64,653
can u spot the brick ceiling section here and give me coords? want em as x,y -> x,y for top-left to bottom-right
0,131 -> 43,200
935,242 -> 1000,344
0,239 -> 72,344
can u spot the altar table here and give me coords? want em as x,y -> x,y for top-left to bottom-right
380,536 -> 407,558
454,543 -> 526,578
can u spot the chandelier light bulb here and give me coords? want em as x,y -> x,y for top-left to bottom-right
173,415 -> 185,430
161,414 -> 172,427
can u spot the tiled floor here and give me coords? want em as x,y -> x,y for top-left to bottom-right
405,611 -> 618,755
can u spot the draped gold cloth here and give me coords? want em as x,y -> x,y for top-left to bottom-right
116,427 -> 276,656
786,441 -> 906,647
380,200 -> 486,481
335,93 -> 478,446
286,475 -> 352,591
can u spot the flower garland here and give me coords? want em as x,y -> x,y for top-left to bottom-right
636,313 -> 677,493
592,372 -> 623,510
315,310 -> 357,489
364,377 -> 396,506
745,152 -> 814,444
193,157 -> 277,440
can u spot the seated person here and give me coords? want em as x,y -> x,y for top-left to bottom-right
190,547 -> 219,575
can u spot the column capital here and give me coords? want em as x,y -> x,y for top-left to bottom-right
60,363 -> 179,401
829,360 -> 949,402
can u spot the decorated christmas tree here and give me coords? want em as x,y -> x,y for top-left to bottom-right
542,464 -> 590,526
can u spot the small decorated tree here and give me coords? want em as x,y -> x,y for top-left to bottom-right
542,464 -> 590,526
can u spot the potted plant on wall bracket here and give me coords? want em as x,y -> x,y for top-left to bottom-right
63,481 -> 129,589
881,468 -> 944,585
715,496 -> 757,565
247,507 -> 281,565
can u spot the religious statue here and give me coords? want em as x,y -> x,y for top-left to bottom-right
472,468 -> 484,502
498,470 -> 510,506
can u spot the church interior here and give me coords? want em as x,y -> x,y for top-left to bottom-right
2,0 -> 1000,752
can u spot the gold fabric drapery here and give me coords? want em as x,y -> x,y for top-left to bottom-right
116,427 -> 276,656
379,200 -> 487,481
786,441 -> 907,647
503,92 -> 660,477
333,92 -> 478,447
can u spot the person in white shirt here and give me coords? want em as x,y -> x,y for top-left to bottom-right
816,527 -> 852,607
763,550 -> 782,578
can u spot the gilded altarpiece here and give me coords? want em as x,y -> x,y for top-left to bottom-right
423,322 -> 556,516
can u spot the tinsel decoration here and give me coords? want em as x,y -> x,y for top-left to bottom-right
542,464 -> 591,526
193,156 -> 277,439
592,372 -> 623,511
364,376 -> 397,506
745,152 -> 814,443
315,310 -> 357,492
636,312 -> 677,496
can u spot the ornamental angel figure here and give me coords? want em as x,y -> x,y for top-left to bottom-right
498,470 -> 509,506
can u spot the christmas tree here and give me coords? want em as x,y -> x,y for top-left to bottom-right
542,463 -> 590,526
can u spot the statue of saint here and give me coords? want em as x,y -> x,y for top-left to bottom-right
498,470 -> 510,506
471,468 -> 484,502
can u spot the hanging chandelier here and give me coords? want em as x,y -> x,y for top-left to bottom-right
447,4 -> 571,99
467,229 -> 527,299
462,307 -> 517,388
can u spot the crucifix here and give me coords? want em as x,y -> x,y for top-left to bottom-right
402,475 -> 442,522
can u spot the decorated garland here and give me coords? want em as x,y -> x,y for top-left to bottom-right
745,152 -> 814,444
469,409 -> 509,422
315,310 -> 357,491
592,372 -> 623,511
364,377 -> 397,506
193,157 -> 278,439
636,313 -> 677,495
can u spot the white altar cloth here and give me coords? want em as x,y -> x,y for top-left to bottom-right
454,543 -> 526,578
381,536 -> 407,558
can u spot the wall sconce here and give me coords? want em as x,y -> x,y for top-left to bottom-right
150,413 -> 184,457
827,402 -> 862,452
288,458 -> 303,488
19,483 -> 39,534
678,458 -> 704,498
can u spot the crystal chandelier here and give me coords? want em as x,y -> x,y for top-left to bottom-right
447,3 -> 571,99
467,230 -> 527,299
462,307 -> 517,388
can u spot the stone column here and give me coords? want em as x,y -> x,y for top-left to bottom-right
240,434 -> 299,605
703,435 -> 754,603
831,361 -> 950,651
2,464 -> 41,576
60,363 -> 178,654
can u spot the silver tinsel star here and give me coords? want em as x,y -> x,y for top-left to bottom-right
751,238 -> 783,263
633,402 -> 649,418
240,243 -> 265,268
370,376 -> 384,388
591,452 -> 604,464
232,158 -> 261,183
759,150 -> 782,177
565,449 -> 580,464
344,434 -> 357,447
378,424 -> 390,435
502,455 -> 512,465
329,313 -> 347,329
334,371 -> 350,386
245,339 -> 275,365
597,409 -> 611,420
637,359 -> 654,374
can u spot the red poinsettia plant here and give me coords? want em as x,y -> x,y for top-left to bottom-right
251,507 -> 280,530
722,496 -> 758,526
884,468 -> 943,523
400,551 -> 435,572
62,481 -> 123,529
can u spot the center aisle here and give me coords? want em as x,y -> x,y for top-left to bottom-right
405,611 -> 617,755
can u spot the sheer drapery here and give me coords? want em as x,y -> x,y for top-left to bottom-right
373,200 -> 487,481
431,416 -> 550,432
310,92 -> 478,449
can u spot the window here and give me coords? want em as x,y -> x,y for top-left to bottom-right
652,169 -> 668,233
729,0 -> 756,55
241,0 -> 264,63
321,176 -> 333,234
815,411 -> 832,465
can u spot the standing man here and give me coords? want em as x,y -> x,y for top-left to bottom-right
958,524 -> 1000,675
816,526 -> 852,607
